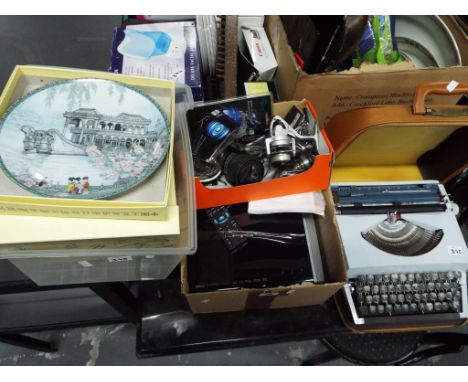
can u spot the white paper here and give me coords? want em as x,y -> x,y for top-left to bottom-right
248,191 -> 326,216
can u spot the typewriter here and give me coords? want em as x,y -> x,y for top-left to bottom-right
332,181 -> 468,326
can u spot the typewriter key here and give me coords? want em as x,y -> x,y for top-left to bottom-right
447,271 -> 455,281
412,283 -> 419,292
358,305 -> 369,316
397,294 -> 405,304
431,272 -> 439,281
366,274 -> 375,283
437,292 -> 446,302
450,301 -> 461,312
364,285 -> 371,294
394,304 -> 402,314
426,302 -> 434,312
385,305 -> 393,314
421,293 -> 428,302
443,281 -> 450,291
399,274 -> 407,283
372,285 -> 380,295
418,303 -> 425,312
427,282 -> 435,291
442,302 -> 449,311
415,273 -> 423,282
374,274 -> 383,284
383,274 -> 391,283
413,293 -> 421,302
372,295 -> 380,304
445,292 -> 453,301
410,303 -> 418,313
365,295 -> 373,305
405,294 -> 413,303
387,284 -> 395,293
435,282 -> 443,291
429,292 -> 437,301
389,294 -> 397,304
381,294 -> 388,304
402,304 -> 410,313
377,305 -> 385,315
379,285 -> 387,294
391,274 -> 399,283
404,283 -> 412,293
407,273 -> 415,282
434,302 -> 443,312
369,305 -> 377,315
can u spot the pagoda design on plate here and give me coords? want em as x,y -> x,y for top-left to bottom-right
21,108 -> 161,156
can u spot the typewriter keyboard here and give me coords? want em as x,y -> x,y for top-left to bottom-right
350,271 -> 463,318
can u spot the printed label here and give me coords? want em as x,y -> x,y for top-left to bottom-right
446,80 -> 459,93
107,256 -> 133,263
448,246 -> 464,256
78,260 -> 93,267
259,291 -> 279,297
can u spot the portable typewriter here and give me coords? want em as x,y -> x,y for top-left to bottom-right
332,181 -> 468,326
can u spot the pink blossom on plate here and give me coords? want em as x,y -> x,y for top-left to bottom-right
133,145 -> 145,155
104,172 -> 119,180
86,145 -> 103,157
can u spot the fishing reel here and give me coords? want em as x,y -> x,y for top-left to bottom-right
265,116 -> 317,170
193,109 -> 242,183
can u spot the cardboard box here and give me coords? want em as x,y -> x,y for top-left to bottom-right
181,189 -> 347,314
194,99 -> 334,209
265,15 -> 468,128
0,65 -> 176,221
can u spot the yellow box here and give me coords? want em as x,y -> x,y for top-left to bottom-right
0,65 -> 176,221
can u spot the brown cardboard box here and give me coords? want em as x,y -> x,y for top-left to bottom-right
181,189 -> 347,314
265,15 -> 468,127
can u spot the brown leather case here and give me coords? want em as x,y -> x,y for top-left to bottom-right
325,82 -> 468,184
325,82 -> 468,333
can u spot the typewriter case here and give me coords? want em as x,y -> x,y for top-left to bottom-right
325,81 -> 468,333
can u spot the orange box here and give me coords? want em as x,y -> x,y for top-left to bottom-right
194,99 -> 334,209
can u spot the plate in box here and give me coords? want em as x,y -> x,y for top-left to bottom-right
0,79 -> 170,199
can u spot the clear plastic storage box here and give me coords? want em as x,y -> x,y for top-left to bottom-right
4,86 -> 197,285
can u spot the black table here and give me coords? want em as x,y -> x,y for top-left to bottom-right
137,279 -> 349,357
0,276 -> 139,352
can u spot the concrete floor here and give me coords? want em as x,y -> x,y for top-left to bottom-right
0,323 -> 468,365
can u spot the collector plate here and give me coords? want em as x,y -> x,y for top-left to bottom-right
0,79 -> 170,199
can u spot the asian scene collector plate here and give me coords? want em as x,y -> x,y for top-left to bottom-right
0,79 -> 170,199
